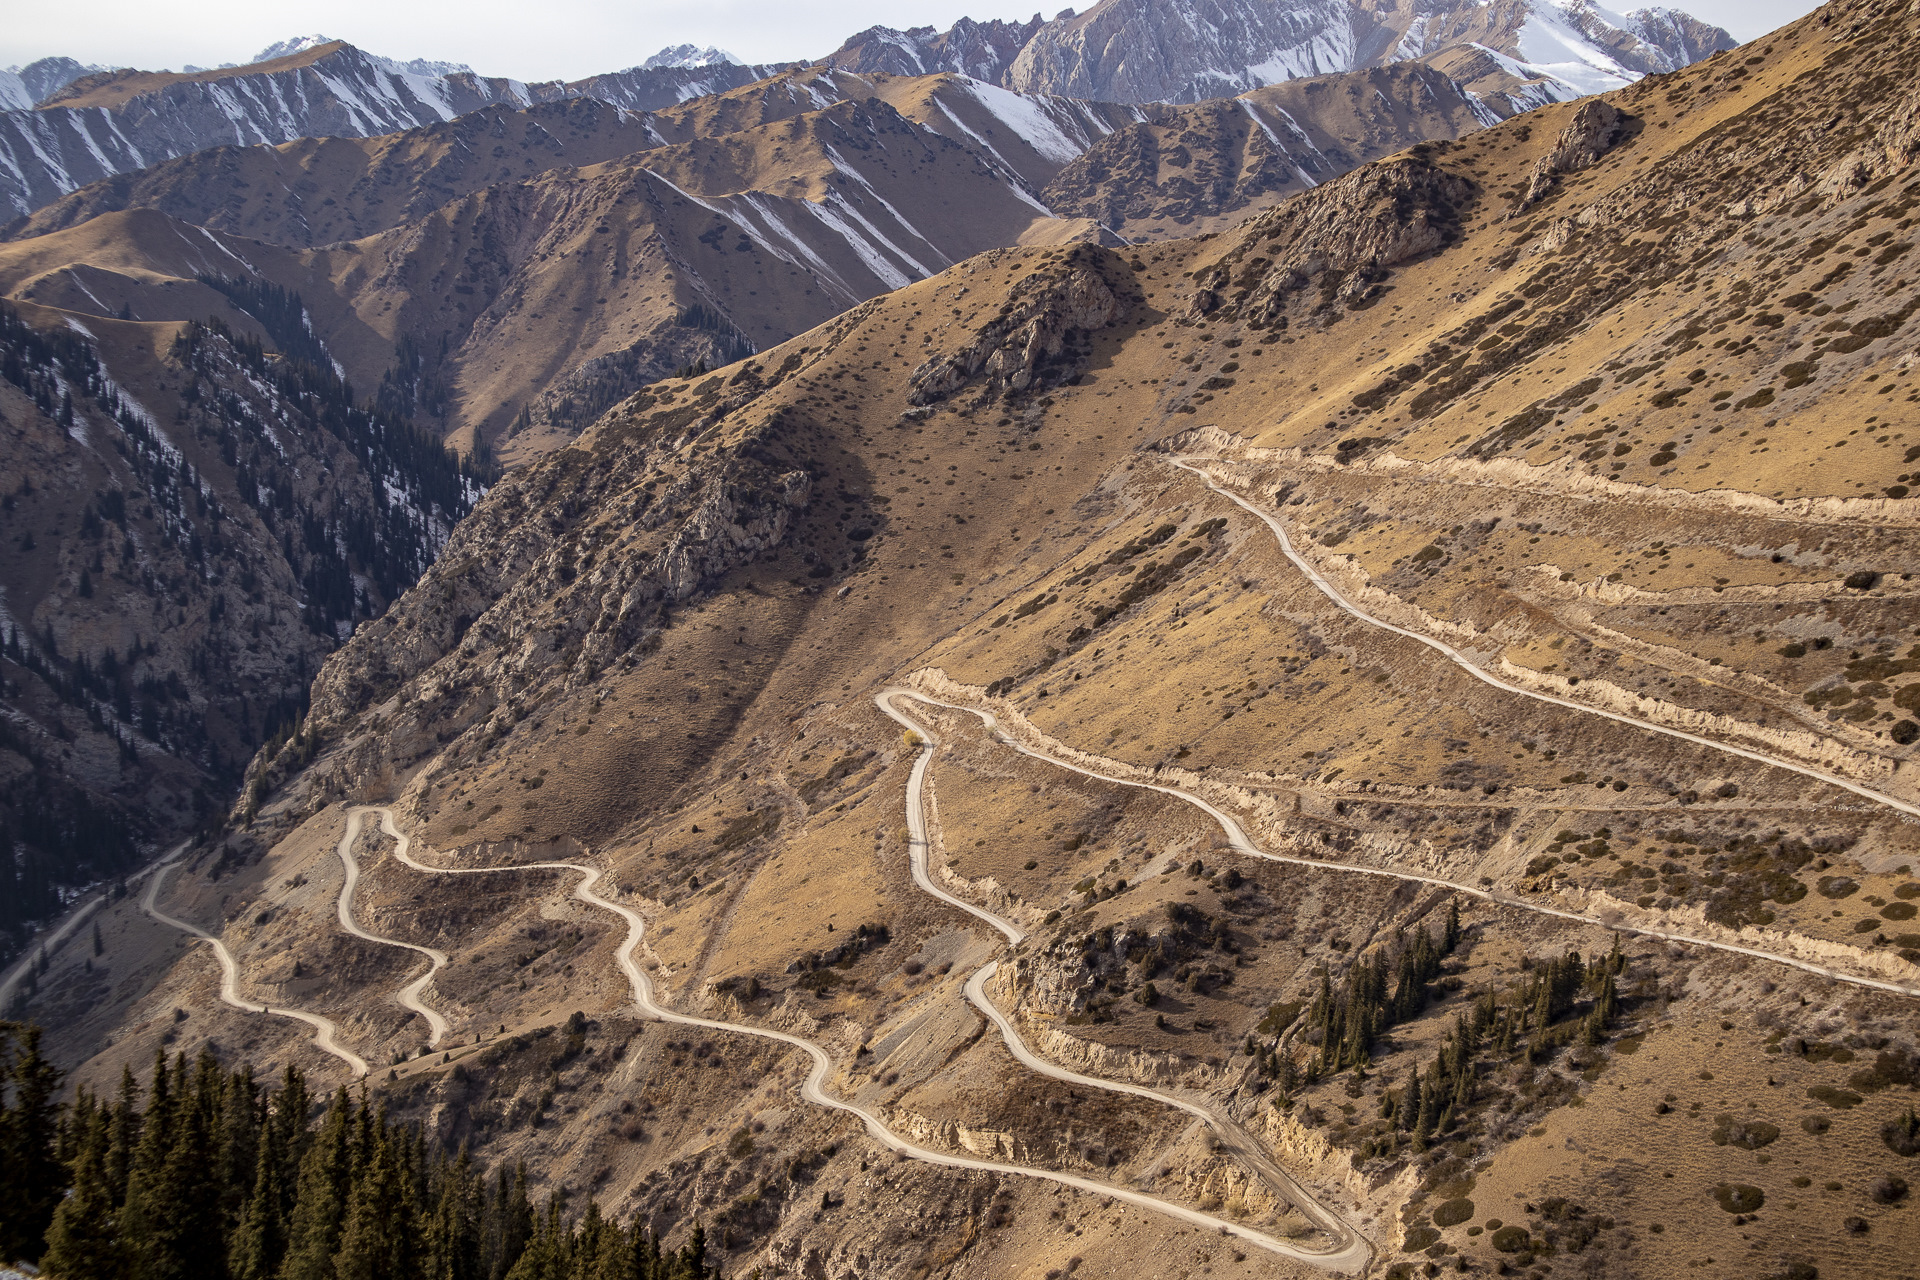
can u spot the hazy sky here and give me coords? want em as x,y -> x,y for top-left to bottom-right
2,0 -> 1826,84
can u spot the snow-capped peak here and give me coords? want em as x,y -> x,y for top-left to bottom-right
251,35 -> 340,64
248,35 -> 474,78
641,44 -> 741,70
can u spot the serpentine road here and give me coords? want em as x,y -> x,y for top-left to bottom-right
879,687 -> 1920,1000
876,692 -> 1369,1259
355,796 -> 1373,1272
1172,457 -> 1920,822
336,809 -> 450,1047
140,853 -> 368,1076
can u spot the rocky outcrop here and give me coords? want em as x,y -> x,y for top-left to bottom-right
1200,154 -> 1475,322
257,361 -> 820,824
907,244 -> 1137,404
1512,99 -> 1626,211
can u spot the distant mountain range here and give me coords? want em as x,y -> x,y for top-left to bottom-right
0,0 -> 1734,221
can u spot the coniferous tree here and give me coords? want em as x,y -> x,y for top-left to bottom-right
424,1148 -> 481,1280
230,1115 -> 291,1280
333,1106 -> 423,1280
269,1065 -> 311,1193
217,1066 -> 262,1235
1,1022 -> 67,1262
135,1062 -> 227,1280
43,1126 -> 131,1280
279,1090 -> 353,1280
105,1065 -> 142,1208
483,1164 -> 534,1280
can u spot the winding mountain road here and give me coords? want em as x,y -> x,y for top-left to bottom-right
140,853 -> 368,1076
878,693 -> 1370,1266
0,848 -> 183,1013
1172,457 -> 1920,822
878,689 -> 1920,1000
336,808 -> 450,1047
354,797 -> 1372,1271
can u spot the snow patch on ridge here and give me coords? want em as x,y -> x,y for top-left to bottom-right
1513,2 -> 1641,95
955,78 -> 1083,164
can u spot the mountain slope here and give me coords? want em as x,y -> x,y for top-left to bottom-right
1041,63 -> 1501,237
0,0 -> 1734,225
25,5 -> 1920,1280
0,56 -> 100,110
825,16 -> 1053,80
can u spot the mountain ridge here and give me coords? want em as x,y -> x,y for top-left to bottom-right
0,0 -> 1735,222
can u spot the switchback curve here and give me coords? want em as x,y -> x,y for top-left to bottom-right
140,854 -> 368,1076
877,689 -> 1920,1000
335,808 -> 451,1047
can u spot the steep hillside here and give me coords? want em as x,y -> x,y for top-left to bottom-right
4,97 -> 670,248
0,299 -> 482,968
26,2 -> 1920,1278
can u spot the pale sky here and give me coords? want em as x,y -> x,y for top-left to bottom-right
2,0 -> 1825,85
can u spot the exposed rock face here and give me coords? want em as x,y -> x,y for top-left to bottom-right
1002,0 -> 1735,105
1512,98 -> 1625,210
1198,152 -> 1474,322
907,244 -> 1137,404
278,361 -> 818,821
824,17 -> 1050,81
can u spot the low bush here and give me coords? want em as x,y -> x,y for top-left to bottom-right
1489,1225 -> 1531,1253
1433,1199 -> 1475,1228
1713,1183 -> 1765,1213
1711,1115 -> 1781,1149
1808,1085 -> 1864,1108
1869,1175 -> 1909,1205
1883,1108 -> 1920,1157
